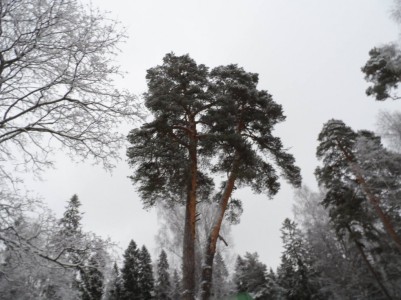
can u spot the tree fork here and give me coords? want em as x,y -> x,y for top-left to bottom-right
200,157 -> 240,300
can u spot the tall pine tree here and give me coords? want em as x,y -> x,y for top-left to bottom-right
127,54 -> 301,300
316,119 -> 401,253
200,64 -> 301,300
127,53 -> 214,300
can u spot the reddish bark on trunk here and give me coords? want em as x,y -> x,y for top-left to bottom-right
182,119 -> 198,300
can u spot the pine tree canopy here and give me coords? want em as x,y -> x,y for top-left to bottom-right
362,45 -> 401,100
127,53 -> 301,206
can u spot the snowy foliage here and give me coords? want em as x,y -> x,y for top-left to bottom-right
0,194 -> 113,299
155,250 -> 172,300
0,0 -> 140,181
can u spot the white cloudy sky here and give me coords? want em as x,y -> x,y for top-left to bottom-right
29,0 -> 401,269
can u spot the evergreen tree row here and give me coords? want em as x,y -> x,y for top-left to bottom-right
110,242 -> 181,300
230,119 -> 401,299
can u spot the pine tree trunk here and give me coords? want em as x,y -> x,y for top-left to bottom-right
353,172 -> 401,254
182,120 -> 198,300
200,157 -> 240,300
182,191 -> 196,300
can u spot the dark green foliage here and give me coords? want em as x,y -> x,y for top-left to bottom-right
59,194 -> 83,238
127,54 -> 301,207
315,119 -> 401,298
121,240 -> 141,299
138,246 -> 155,299
155,250 -> 171,300
206,64 -> 302,193
120,242 -> 155,300
233,253 -> 269,299
57,195 -> 86,266
277,219 -> 321,300
315,120 -> 397,245
79,254 -> 104,300
362,45 -> 401,100
144,53 -> 211,116
127,53 -> 301,299
127,53 -> 214,207
315,119 -> 401,239
315,119 -> 357,189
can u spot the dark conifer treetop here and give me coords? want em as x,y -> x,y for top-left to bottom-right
138,245 -> 154,300
362,45 -> 401,101
155,250 -> 171,300
59,194 -> 83,237
121,240 -> 141,299
127,53 -> 215,207
127,53 -> 301,207
206,64 -> 301,194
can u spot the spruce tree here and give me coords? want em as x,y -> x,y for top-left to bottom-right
108,262 -> 123,300
233,253 -> 268,298
79,254 -> 104,300
138,245 -> 154,299
170,269 -> 181,300
211,252 -> 229,299
59,194 -> 83,238
120,240 -> 140,299
277,218 -> 320,300
57,194 -> 86,265
155,250 -> 171,300
57,194 -> 86,297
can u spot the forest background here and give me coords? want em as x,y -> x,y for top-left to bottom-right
26,0 -> 400,269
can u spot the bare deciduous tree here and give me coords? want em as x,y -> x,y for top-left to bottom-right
0,0 -> 140,178
0,0 -> 137,295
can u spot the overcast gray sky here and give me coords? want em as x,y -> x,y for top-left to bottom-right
28,0 -> 401,269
